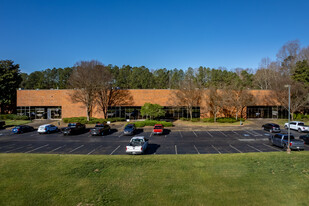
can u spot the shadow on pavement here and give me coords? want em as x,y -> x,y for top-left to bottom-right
145,144 -> 160,154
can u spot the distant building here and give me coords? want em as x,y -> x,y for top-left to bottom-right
16,89 -> 288,120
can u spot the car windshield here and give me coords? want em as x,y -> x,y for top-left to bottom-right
125,125 -> 133,129
95,124 -> 104,127
283,136 -> 295,140
131,139 -> 143,146
15,126 -> 21,129
154,126 -> 162,129
68,123 -> 76,127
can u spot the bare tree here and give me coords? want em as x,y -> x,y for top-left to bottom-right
276,40 -> 300,75
68,60 -> 105,121
224,88 -> 254,119
171,79 -> 202,120
205,87 -> 225,122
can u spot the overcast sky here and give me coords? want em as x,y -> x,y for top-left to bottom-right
1,0 -> 309,73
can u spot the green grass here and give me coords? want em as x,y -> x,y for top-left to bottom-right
4,120 -> 31,127
0,152 -> 309,206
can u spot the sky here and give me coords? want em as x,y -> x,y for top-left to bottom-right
1,0 -> 309,73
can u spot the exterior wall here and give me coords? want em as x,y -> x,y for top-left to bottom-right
17,89 -> 280,119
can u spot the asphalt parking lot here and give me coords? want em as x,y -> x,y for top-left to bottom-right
0,128 -> 308,155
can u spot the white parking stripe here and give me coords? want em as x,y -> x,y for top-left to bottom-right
262,143 -> 282,151
194,145 -> 200,154
211,145 -> 221,154
49,145 -> 66,153
69,145 -> 84,153
149,133 -> 153,137
25,144 -> 49,153
206,131 -> 213,137
0,144 -> 15,149
5,146 -> 25,153
110,145 -> 120,155
219,131 -> 227,137
179,132 -> 183,138
229,144 -> 242,153
87,145 -> 102,155
175,145 -> 178,154
245,130 -> 261,136
247,144 -> 262,152
193,131 -> 198,137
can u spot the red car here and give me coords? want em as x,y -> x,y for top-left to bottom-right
153,124 -> 164,135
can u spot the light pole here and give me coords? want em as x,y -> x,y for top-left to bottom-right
284,85 -> 291,154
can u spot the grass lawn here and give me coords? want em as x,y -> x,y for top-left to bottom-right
4,120 -> 31,127
0,152 -> 309,206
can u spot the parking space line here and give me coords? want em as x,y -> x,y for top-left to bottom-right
118,133 -> 123,138
193,145 -> 200,154
5,146 -> 26,153
229,144 -> 242,153
87,145 -> 102,155
262,143 -> 282,151
206,131 -> 213,137
246,130 -> 262,136
0,144 -> 15,149
211,145 -> 221,154
219,131 -> 227,137
25,144 -> 49,153
247,144 -> 262,152
110,145 -> 120,155
149,133 -> 153,137
193,131 -> 198,137
69,145 -> 84,153
175,145 -> 178,154
179,132 -> 183,138
49,145 -> 66,153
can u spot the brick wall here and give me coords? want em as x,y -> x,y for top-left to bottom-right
17,89 -> 280,118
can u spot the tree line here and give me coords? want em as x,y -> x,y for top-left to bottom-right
0,39 -> 308,116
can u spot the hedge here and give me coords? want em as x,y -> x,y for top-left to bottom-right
293,113 -> 309,121
62,117 -> 126,124
0,114 -> 29,120
129,120 -> 173,127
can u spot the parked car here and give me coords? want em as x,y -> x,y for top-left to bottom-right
262,123 -> 281,133
153,124 -> 164,135
12,125 -> 35,134
269,133 -> 304,150
299,133 -> 309,144
90,123 -> 111,136
38,124 -> 58,134
123,124 -> 136,135
126,136 -> 149,154
284,121 -> 309,133
0,121 -> 5,129
62,123 -> 86,135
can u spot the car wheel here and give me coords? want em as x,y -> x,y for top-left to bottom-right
284,125 -> 288,129
298,128 -> 301,133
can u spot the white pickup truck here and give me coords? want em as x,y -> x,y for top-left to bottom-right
126,136 -> 149,155
284,121 -> 309,133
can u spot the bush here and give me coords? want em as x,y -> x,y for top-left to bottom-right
191,118 -> 200,122
0,114 -> 29,120
216,117 -> 245,123
130,120 -> 173,127
293,113 -> 309,121
202,118 -> 214,122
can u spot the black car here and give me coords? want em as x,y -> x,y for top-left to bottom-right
299,133 -> 309,144
90,123 -> 111,136
123,124 -> 136,135
12,125 -> 35,134
62,123 -> 86,135
0,121 -> 5,129
262,123 -> 281,133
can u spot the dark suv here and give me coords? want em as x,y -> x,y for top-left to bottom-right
262,123 -> 281,133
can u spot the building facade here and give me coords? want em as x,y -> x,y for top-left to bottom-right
16,89 -> 288,120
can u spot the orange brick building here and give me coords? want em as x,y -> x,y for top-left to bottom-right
16,89 -> 287,120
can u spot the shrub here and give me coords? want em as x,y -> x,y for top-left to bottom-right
62,117 -> 126,124
202,118 -> 214,122
0,114 -> 29,120
131,120 -> 173,127
191,118 -> 200,122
